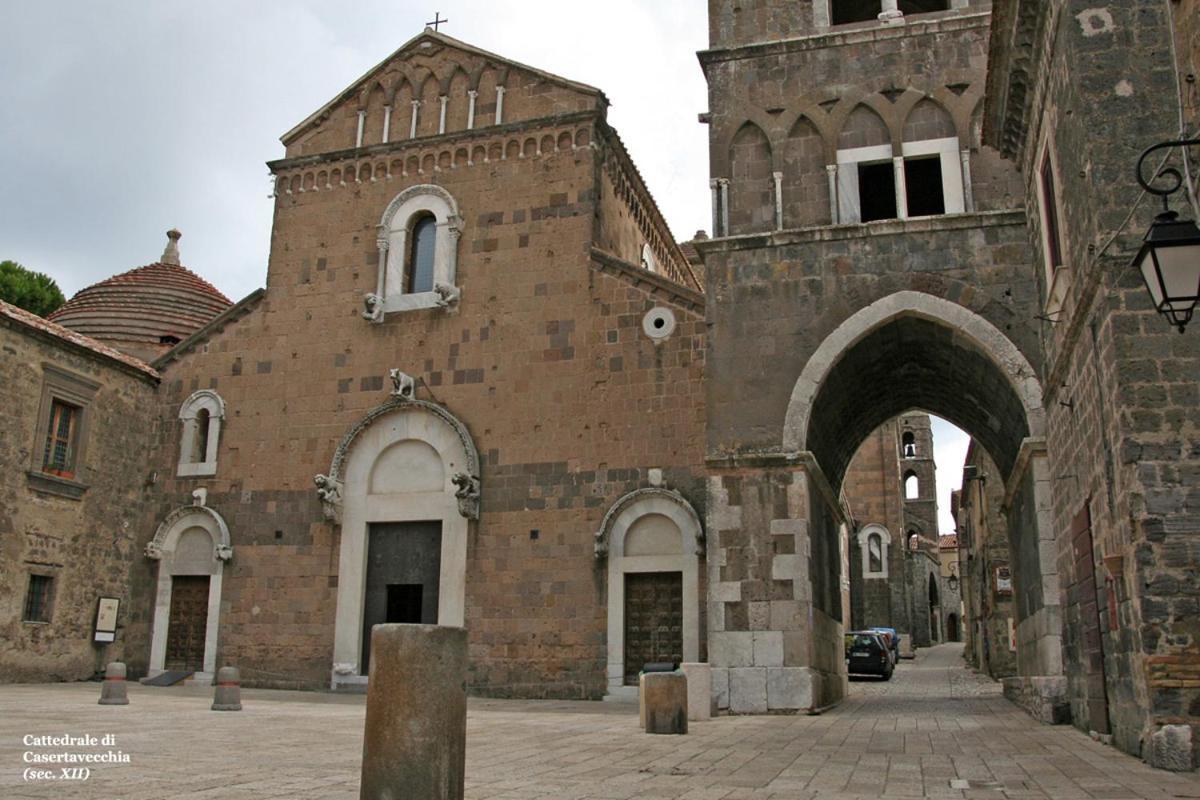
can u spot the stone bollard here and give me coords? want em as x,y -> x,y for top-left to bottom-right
360,624 -> 467,800
211,666 -> 243,711
642,672 -> 688,735
680,663 -> 713,721
98,662 -> 129,706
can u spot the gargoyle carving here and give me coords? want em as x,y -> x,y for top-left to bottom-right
362,292 -> 384,323
389,369 -> 415,400
433,283 -> 461,309
215,544 -> 234,562
451,472 -> 480,519
144,541 -> 164,560
593,530 -> 608,559
314,474 -> 344,522
333,662 -> 356,676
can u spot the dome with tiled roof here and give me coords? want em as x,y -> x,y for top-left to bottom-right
49,230 -> 232,363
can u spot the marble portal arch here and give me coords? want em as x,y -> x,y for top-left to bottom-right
323,397 -> 480,689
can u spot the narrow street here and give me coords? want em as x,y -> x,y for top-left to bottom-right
2,644 -> 1196,798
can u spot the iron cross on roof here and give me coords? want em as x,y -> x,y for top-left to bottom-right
426,12 -> 448,31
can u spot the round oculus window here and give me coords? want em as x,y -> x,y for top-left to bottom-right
642,307 -> 676,340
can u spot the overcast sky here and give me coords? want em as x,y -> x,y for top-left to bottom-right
0,1 -> 970,530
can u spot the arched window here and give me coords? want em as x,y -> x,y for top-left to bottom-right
178,390 -> 225,477
641,243 -> 658,274
902,431 -> 916,458
858,525 -> 890,578
407,214 -> 437,294
367,184 -> 462,320
904,471 -> 919,499
868,533 -> 883,573
907,530 -> 920,550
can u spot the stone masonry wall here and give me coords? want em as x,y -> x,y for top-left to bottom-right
0,320 -> 157,682
128,112 -> 707,698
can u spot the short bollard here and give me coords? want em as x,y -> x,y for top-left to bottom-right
360,624 -> 467,800
642,672 -> 688,734
98,662 -> 129,706
211,666 -> 242,711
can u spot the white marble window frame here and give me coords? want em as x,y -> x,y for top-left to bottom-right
374,184 -> 463,316
177,390 -> 225,478
857,525 -> 891,579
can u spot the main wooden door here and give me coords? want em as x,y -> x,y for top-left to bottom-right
165,576 -> 209,671
623,571 -> 683,686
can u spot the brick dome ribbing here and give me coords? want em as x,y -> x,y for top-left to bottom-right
49,242 -> 232,361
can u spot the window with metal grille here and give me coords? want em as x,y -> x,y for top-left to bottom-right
42,400 -> 79,478
23,574 -> 53,622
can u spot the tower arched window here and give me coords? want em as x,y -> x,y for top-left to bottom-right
904,471 -> 919,499
858,525 -> 890,578
907,530 -> 920,550
178,390 -> 225,477
868,533 -> 883,573
902,431 -> 916,458
407,214 -> 437,294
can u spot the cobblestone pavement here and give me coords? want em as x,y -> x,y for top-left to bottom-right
1,645 -> 1196,799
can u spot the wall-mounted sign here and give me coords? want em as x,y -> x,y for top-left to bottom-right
994,566 -> 1013,596
93,597 -> 119,643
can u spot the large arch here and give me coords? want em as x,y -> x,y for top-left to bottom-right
595,488 -> 704,698
145,500 -> 232,681
325,397 -> 479,689
783,291 -> 1045,489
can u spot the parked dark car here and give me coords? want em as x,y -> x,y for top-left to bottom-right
869,626 -> 901,664
845,631 -> 894,679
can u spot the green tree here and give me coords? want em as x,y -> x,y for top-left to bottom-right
0,260 -> 66,317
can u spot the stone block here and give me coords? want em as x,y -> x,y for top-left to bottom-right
1147,724 -> 1194,772
361,624 -> 467,800
642,672 -> 688,734
752,631 -> 784,667
679,662 -> 713,720
772,554 -> 802,581
767,667 -> 815,711
710,631 -> 753,667
712,667 -> 730,710
728,667 -> 767,714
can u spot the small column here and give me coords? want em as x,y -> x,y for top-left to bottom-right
893,156 -> 908,219
495,86 -> 505,125
826,164 -> 840,224
356,110 -> 366,148
360,625 -> 467,800
710,179 -> 721,236
410,101 -> 420,139
211,666 -> 242,711
960,149 -> 975,213
773,171 -> 784,231
466,90 -> 477,129
878,0 -> 904,23
381,105 -> 391,143
438,96 -> 448,134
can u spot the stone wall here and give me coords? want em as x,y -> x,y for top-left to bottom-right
127,95 -> 707,698
0,312 -> 158,682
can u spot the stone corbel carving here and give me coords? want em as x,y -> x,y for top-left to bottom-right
451,472 -> 480,519
362,293 -> 384,323
192,487 -> 207,507
145,541 -> 164,560
314,474 -> 344,523
433,283 -> 461,309
593,530 -> 608,559
332,662 -> 356,676
215,543 -> 234,562
389,369 -> 415,400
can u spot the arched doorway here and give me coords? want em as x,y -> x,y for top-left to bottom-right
595,488 -> 704,698
145,499 -> 232,681
322,397 -> 480,689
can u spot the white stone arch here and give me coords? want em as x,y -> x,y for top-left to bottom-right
595,488 -> 704,697
856,523 -> 891,579
327,398 -> 479,689
367,183 -> 464,318
145,503 -> 232,681
782,291 -> 1045,452
176,389 -> 225,477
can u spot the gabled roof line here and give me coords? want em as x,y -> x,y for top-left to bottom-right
281,29 -> 606,145
0,300 -> 159,381
152,288 -> 266,371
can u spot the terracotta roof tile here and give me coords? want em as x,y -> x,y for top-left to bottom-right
1,299 -> 159,379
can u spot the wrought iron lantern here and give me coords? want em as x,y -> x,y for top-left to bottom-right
1133,139 -> 1200,332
